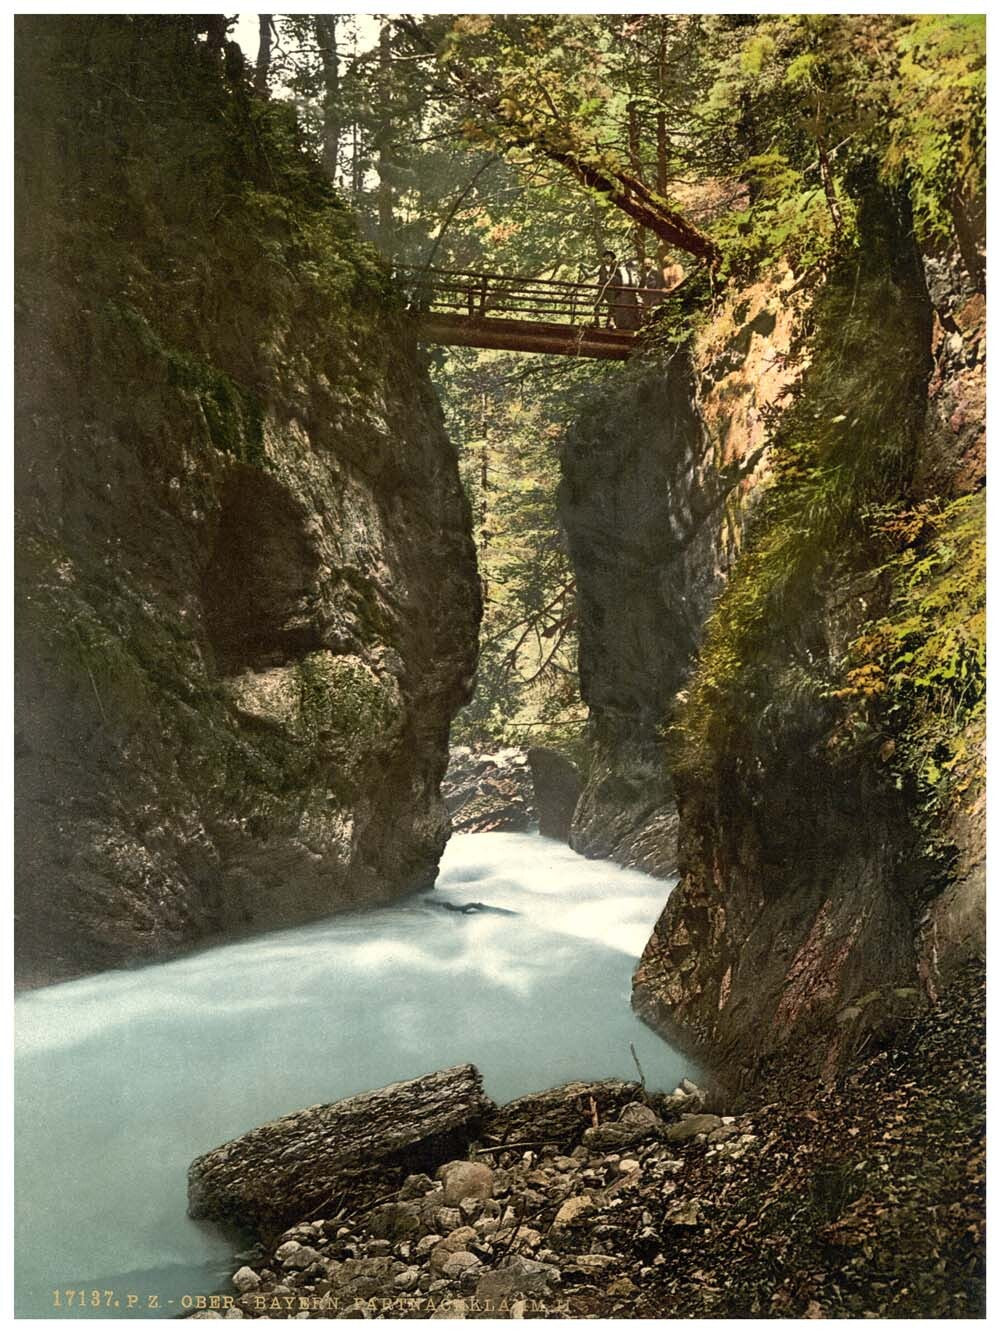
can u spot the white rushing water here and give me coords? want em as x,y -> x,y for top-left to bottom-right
15,831 -> 693,1318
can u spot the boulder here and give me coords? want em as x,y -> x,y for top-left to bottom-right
486,1080 -> 643,1149
437,1160 -> 494,1205
664,1114 -> 722,1142
475,1254 -> 561,1302
527,748 -> 583,841
188,1065 -> 494,1236
441,749 -> 534,833
583,1100 -> 666,1150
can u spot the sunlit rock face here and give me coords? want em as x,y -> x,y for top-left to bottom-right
632,209 -> 984,1088
14,18 -> 480,985
559,284 -> 804,879
563,192 -> 983,1087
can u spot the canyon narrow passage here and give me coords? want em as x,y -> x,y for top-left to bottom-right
14,832 -> 692,1319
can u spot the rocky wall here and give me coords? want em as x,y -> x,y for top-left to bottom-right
630,204 -> 985,1086
14,17 -> 481,985
560,183 -> 984,1086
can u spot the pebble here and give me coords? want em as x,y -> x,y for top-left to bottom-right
440,1251 -> 481,1280
458,1194 -> 484,1223
665,1114 -> 722,1141
552,1194 -> 596,1229
229,1083 -> 765,1318
273,1241 -> 322,1269
433,1206 -> 462,1232
663,1198 -> 702,1227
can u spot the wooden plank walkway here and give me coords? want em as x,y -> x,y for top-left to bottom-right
416,312 -> 635,359
396,266 -> 669,359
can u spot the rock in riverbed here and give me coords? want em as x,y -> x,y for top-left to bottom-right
190,968 -> 985,1320
188,1065 -> 494,1235
526,747 -> 582,841
441,748 -> 534,833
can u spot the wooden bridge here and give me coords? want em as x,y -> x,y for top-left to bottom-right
397,266 -> 671,359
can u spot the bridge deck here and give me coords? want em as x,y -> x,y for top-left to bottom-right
397,265 -> 671,359
415,312 -> 635,359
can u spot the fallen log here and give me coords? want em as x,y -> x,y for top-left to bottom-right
188,1064 -> 495,1237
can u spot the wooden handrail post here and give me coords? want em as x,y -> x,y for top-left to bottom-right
478,273 -> 488,318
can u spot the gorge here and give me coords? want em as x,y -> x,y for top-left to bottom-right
13,12 -> 985,1322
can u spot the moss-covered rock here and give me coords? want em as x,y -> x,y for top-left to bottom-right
629,186 -> 984,1086
15,16 -> 480,985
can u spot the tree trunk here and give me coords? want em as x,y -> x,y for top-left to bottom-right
376,22 -> 395,252
201,14 -> 227,54
817,139 -> 843,234
392,17 -> 721,269
315,15 -> 341,183
188,1065 -> 494,1238
253,15 -> 272,98
541,144 -> 721,267
627,100 -> 645,265
656,25 -> 670,269
479,388 -> 490,606
351,117 -> 361,202
487,1079 -> 642,1147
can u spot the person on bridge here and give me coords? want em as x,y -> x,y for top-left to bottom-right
595,249 -> 618,327
639,258 -> 666,319
608,258 -> 641,331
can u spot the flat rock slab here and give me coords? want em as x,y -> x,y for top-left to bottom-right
664,1113 -> 722,1142
486,1079 -> 643,1148
188,1065 -> 494,1237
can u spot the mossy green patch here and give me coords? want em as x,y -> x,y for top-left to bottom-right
832,490 -> 985,834
298,652 -> 402,772
675,206 -> 931,786
103,301 -> 265,466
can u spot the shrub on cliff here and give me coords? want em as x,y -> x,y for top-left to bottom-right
671,176 -> 983,883
15,14 -> 395,442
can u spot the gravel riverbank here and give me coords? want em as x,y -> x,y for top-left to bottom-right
187,965 -> 984,1320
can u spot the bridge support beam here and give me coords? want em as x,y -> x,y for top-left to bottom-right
414,313 -> 635,360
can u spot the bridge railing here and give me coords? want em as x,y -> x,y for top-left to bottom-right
394,265 -> 671,327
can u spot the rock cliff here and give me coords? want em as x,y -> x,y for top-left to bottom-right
560,185 -> 985,1086
14,17 -> 480,985
558,356 -> 719,876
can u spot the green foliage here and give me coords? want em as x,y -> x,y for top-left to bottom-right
702,13 -> 985,277
104,302 -> 265,465
437,348 -> 605,748
714,175 -> 857,285
674,230 -> 931,784
834,492 -> 985,814
883,16 -> 985,244
15,14 -> 392,451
